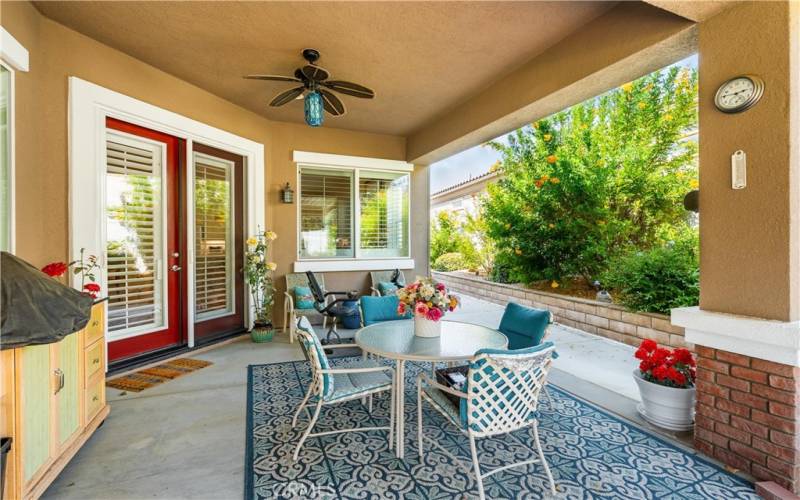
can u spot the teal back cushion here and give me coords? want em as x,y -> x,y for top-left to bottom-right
294,286 -> 315,310
297,318 -> 333,398
498,302 -> 550,350
378,281 -> 399,296
361,295 -> 411,326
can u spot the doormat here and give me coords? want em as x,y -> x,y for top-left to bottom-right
106,358 -> 213,392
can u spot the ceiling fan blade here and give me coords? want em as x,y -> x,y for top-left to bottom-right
323,80 -> 375,99
319,89 -> 346,116
270,87 -> 305,107
244,74 -> 301,83
300,64 -> 330,82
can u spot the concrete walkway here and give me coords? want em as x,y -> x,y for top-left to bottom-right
44,294 -> 680,500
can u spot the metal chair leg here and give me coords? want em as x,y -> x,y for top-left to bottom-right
533,420 -> 557,495
292,383 -> 315,427
468,434 -> 485,500
293,400 -> 323,461
388,379 -> 395,450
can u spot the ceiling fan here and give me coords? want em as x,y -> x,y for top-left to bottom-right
244,48 -> 375,127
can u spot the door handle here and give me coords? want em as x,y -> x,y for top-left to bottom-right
170,265 -> 182,272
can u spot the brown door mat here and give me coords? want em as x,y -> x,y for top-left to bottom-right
106,358 -> 213,392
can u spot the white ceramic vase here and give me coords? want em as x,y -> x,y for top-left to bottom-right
633,369 -> 696,431
414,315 -> 442,338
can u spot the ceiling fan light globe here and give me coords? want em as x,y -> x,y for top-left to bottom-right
304,90 -> 324,127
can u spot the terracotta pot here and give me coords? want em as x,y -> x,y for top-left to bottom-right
633,369 -> 695,431
414,316 -> 441,338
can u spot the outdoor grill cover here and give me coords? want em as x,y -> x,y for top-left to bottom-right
1,252 -> 93,349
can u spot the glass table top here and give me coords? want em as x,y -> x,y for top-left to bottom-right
355,320 -> 508,361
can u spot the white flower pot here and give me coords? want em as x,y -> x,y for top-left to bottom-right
633,370 -> 696,431
414,316 -> 442,338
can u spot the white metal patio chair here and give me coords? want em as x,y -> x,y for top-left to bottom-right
416,342 -> 558,499
283,272 -> 329,343
292,316 -> 396,461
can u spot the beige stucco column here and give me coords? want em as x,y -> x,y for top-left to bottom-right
672,1 -> 800,492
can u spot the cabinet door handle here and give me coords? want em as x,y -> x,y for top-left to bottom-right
92,395 -> 99,402
91,320 -> 100,327
54,368 -> 64,394
93,357 -> 100,365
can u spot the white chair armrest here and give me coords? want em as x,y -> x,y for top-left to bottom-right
284,291 -> 294,312
319,365 -> 394,375
370,287 -> 380,296
418,372 -> 469,399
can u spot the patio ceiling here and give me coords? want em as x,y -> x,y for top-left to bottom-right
33,1 -> 616,136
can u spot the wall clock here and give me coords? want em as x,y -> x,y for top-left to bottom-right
714,75 -> 764,113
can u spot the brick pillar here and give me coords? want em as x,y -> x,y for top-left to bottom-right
694,346 -> 800,491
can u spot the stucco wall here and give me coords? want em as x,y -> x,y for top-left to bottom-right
0,1 -> 426,327
698,1 -> 800,322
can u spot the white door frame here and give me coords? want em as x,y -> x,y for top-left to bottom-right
68,77 -> 265,349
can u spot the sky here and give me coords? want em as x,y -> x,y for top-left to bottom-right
429,54 -> 699,194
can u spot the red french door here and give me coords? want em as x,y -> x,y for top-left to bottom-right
105,118 -> 186,363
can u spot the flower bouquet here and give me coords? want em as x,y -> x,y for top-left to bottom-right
396,277 -> 459,338
632,339 -> 697,430
42,248 -> 102,298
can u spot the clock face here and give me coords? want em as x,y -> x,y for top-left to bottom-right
715,75 -> 764,113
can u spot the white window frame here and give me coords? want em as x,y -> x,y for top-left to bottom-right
293,150 -> 415,272
0,26 -> 29,254
69,77 -> 265,350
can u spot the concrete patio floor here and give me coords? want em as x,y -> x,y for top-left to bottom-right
44,294 -> 695,500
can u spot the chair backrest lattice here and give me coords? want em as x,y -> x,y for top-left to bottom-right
466,343 -> 555,437
286,273 -> 324,295
296,316 -> 334,399
370,270 -> 406,289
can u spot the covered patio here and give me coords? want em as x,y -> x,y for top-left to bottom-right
1,1 -> 799,499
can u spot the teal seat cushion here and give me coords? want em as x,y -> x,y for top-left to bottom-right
498,302 -> 550,350
378,281 -> 399,296
422,384 -> 467,429
360,295 -> 411,326
294,286 -> 315,310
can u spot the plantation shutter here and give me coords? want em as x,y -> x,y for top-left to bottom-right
359,172 -> 409,258
194,153 -> 234,319
299,168 -> 354,258
105,133 -> 165,335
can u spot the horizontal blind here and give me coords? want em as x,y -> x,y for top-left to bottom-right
195,154 -> 233,319
299,168 -> 353,258
359,172 -> 409,258
105,134 -> 164,334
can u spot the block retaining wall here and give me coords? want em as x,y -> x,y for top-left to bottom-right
432,271 -> 688,349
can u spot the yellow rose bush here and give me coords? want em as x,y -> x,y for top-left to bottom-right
244,228 -> 278,328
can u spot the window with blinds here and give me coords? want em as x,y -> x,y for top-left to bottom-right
298,165 -> 410,260
299,168 -> 354,258
194,153 -> 234,320
105,133 -> 165,337
359,172 -> 409,258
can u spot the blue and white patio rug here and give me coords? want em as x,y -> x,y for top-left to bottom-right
246,358 -> 758,499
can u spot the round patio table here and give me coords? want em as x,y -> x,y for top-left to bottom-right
355,320 -> 508,459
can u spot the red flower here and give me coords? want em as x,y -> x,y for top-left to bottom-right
634,347 -> 649,361
435,283 -> 446,292
41,262 -> 69,278
640,339 -> 657,353
652,365 -> 669,381
673,348 -> 695,367
639,360 -> 653,372
83,283 -> 101,298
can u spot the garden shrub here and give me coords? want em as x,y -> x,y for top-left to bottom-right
482,65 -> 698,286
430,210 -> 480,270
433,252 -> 469,272
603,230 -> 699,315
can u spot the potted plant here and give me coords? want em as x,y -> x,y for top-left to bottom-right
396,277 -> 459,338
633,339 -> 696,431
244,229 -> 278,343
42,248 -> 102,298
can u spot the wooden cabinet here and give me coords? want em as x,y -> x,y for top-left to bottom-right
4,303 -> 110,500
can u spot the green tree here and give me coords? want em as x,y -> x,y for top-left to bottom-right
429,210 -> 480,270
482,65 -> 698,284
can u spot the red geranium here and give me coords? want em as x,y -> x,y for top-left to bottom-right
41,262 -> 69,277
635,339 -> 696,389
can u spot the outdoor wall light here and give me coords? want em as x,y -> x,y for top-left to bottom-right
281,182 -> 294,204
304,90 -> 324,127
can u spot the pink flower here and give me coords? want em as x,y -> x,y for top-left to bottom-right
426,307 -> 443,321
397,302 -> 407,315
414,302 -> 429,316
435,283 -> 446,292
